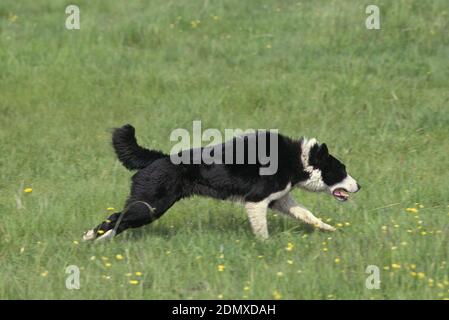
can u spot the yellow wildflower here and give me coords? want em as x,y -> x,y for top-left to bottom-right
129,280 -> 139,285
41,271 -> 49,277
8,13 -> 18,22
217,264 -> 225,272
406,208 -> 418,213
334,257 -> 340,264
273,290 -> 282,300
24,188 -> 33,193
135,272 -> 142,276
115,254 -> 124,260
191,20 -> 200,28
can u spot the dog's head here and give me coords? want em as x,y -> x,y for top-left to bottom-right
299,138 -> 361,201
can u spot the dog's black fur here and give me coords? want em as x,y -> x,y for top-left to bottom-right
86,124 -> 356,239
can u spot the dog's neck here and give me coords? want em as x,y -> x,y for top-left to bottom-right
299,137 -> 318,173
297,137 -> 327,192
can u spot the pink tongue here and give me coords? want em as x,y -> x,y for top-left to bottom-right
335,190 -> 348,197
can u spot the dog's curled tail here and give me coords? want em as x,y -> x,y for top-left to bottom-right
112,124 -> 166,170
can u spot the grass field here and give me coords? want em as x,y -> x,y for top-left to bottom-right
1,0 -> 448,299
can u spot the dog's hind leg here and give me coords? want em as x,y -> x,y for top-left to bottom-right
83,195 -> 180,241
83,202 -> 153,241
271,194 -> 335,231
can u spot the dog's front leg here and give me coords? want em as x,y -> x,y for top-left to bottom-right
245,201 -> 269,239
272,194 -> 335,231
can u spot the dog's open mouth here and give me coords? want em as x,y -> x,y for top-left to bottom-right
332,188 -> 349,202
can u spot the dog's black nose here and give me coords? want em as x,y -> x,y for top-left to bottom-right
356,183 -> 361,192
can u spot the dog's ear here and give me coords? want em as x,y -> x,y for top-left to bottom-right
317,143 -> 329,162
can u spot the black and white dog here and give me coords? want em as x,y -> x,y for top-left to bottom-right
83,124 -> 360,241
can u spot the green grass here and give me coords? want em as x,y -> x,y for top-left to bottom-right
1,0 -> 448,299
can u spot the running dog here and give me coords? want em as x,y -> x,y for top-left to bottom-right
83,124 -> 360,241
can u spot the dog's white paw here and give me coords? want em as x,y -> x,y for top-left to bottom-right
314,222 -> 336,232
82,229 -> 96,241
320,223 -> 336,232
82,228 -> 116,241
